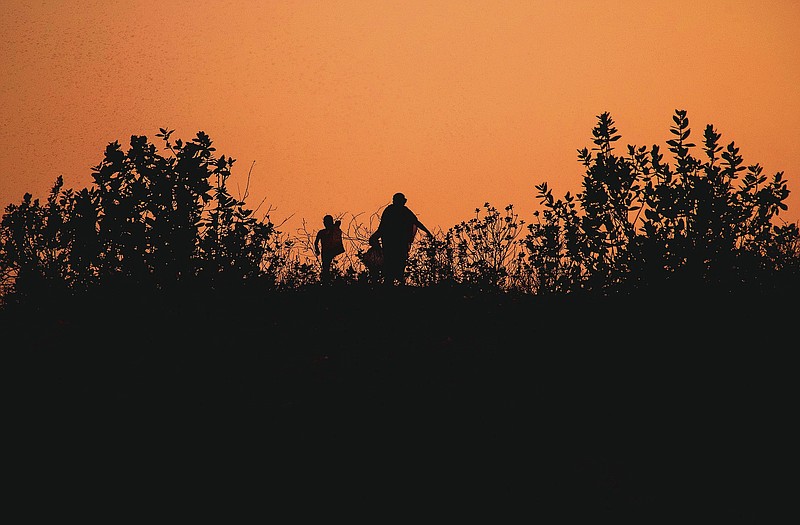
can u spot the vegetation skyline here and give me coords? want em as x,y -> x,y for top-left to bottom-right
2,109 -> 797,304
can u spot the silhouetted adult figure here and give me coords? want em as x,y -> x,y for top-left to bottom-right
369,192 -> 433,286
315,214 -> 345,284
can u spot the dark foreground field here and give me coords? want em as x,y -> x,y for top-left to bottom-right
4,284 -> 795,519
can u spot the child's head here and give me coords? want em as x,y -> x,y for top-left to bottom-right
323,214 -> 334,227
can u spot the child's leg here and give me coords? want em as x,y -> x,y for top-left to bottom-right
321,254 -> 333,283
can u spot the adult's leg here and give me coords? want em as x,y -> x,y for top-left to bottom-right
382,245 -> 404,286
396,254 -> 409,286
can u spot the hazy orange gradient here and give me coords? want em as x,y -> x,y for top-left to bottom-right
2,0 -> 799,236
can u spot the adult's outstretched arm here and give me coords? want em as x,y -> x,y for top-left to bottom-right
415,219 -> 433,237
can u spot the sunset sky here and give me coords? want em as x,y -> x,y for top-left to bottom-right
2,0 -> 799,237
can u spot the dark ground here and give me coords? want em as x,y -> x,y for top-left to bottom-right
4,284 -> 795,519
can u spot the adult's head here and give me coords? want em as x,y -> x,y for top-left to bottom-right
392,192 -> 407,205
323,214 -> 334,227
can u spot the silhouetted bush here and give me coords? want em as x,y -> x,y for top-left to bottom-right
518,110 -> 799,296
1,129 -> 289,305
406,203 -> 525,291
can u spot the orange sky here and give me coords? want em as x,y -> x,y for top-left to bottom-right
2,0 -> 799,237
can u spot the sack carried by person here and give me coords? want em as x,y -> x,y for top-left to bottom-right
322,225 -> 345,257
330,230 -> 345,257
362,245 -> 384,269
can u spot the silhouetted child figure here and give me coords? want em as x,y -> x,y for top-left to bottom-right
361,234 -> 384,284
315,215 -> 345,283
369,192 -> 433,286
